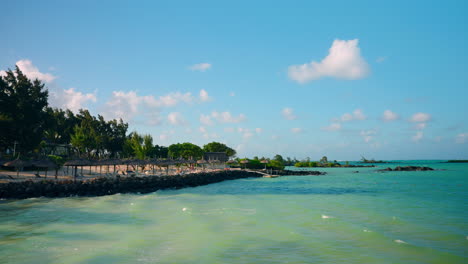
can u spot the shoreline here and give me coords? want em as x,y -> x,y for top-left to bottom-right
0,169 -> 325,200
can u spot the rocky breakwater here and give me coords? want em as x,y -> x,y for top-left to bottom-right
278,170 -> 325,176
0,170 -> 264,199
379,166 -> 434,172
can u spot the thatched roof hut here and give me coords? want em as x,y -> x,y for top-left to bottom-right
4,159 -> 32,168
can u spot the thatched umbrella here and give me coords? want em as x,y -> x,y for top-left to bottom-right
4,159 -> 32,178
32,159 -> 56,178
240,159 -> 249,169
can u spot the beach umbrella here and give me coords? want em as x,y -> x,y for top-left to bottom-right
32,159 -> 56,178
240,159 -> 249,169
4,158 -> 32,178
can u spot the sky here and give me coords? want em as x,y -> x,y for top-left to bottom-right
1,0 -> 467,160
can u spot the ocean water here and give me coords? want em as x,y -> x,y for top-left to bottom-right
0,161 -> 467,263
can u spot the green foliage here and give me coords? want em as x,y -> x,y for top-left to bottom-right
267,159 -> 285,170
168,142 -> 204,159
203,142 -> 236,157
320,156 -> 328,164
0,66 -> 49,153
48,155 -> 64,167
294,161 -> 318,167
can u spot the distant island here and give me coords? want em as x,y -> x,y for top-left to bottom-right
294,156 -> 375,168
358,156 -> 391,164
446,160 -> 468,163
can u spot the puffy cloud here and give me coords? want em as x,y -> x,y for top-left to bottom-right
360,129 -> 377,143
412,131 -> 423,142
382,110 -> 399,122
199,89 -> 211,102
291,127 -> 303,134
144,92 -> 193,107
255,128 -> 263,134
288,39 -> 369,83
50,88 -> 97,113
102,91 -> 141,121
237,127 -> 254,139
341,109 -> 366,122
282,107 -> 297,120
167,112 -> 187,126
456,133 -> 468,144
414,123 -> 427,130
322,123 -> 342,131
15,59 -> 57,82
200,114 -> 213,126
410,112 -> 431,123
211,111 -> 246,123
189,63 -> 212,72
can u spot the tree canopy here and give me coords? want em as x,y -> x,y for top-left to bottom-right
203,142 -> 236,157
0,66 -> 49,153
168,142 -> 204,159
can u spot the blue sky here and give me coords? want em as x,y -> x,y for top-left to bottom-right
1,0 -> 467,160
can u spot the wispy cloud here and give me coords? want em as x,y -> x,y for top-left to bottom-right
282,107 -> 297,120
410,112 -> 431,123
360,129 -> 377,143
412,131 -> 424,142
211,111 -> 246,123
291,127 -> 303,134
322,123 -> 342,131
167,112 -> 187,126
288,39 -> 370,83
456,133 -> 468,144
340,109 -> 366,122
189,63 -> 212,72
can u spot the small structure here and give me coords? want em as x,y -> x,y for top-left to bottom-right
203,152 -> 228,163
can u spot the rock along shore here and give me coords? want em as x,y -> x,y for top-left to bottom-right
0,170 -> 325,199
378,166 -> 434,172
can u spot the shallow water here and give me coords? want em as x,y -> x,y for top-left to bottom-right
1,161 -> 467,263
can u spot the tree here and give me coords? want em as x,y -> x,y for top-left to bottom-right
320,156 -> 328,164
202,142 -> 236,157
273,154 -> 285,164
0,66 -> 49,153
168,143 -> 204,159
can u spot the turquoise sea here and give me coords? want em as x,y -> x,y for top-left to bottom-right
1,161 -> 467,263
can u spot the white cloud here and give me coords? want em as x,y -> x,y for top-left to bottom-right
211,111 -> 246,123
410,112 -> 431,123
159,134 -> 169,141
360,129 -> 377,143
282,107 -> 297,120
376,56 -> 387,63
456,133 -> 468,144
382,110 -> 399,122
341,109 -> 366,122
288,39 -> 370,83
16,59 -> 57,82
237,127 -> 255,139
144,92 -> 193,107
255,128 -> 263,134
229,92 -> 235,97
189,63 -> 212,72
199,114 -> 213,126
412,131 -> 423,142
322,123 -> 342,131
224,127 -> 235,133
199,89 -> 211,102
102,91 -> 141,121
0,71 -> 6,77
414,123 -> 427,130
291,128 -> 303,134
51,88 -> 97,113
199,126 -> 207,133
167,112 -> 187,126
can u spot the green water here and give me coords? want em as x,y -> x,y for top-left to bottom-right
1,161 -> 467,263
